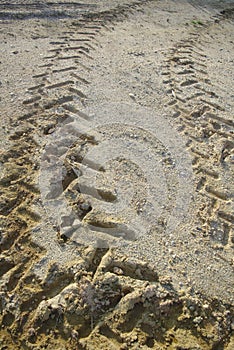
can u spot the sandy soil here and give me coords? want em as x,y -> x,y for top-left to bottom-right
0,1 -> 234,349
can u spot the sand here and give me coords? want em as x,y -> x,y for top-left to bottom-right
0,1 -> 233,349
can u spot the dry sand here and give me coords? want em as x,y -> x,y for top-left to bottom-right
0,0 -> 234,349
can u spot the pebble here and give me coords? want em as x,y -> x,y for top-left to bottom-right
129,93 -> 135,100
193,316 -> 203,324
189,305 -> 195,312
113,267 -> 123,275
80,203 -> 91,211
130,335 -> 138,342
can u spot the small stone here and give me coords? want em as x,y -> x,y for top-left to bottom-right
130,335 -> 138,342
193,316 -> 203,324
80,203 -> 91,211
189,305 -> 195,312
113,267 -> 123,275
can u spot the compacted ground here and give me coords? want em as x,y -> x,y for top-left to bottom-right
0,1 -> 234,349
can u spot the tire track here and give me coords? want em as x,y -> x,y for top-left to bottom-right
162,11 -> 234,248
20,0 -> 158,241
1,1 -> 169,348
3,247 -> 232,349
1,0 -> 155,252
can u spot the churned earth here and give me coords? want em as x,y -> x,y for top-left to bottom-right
0,0 -> 233,349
